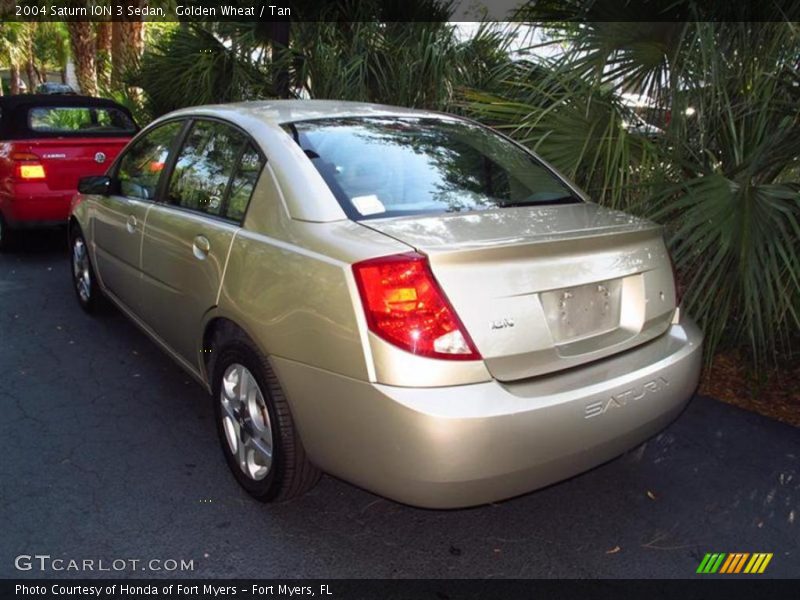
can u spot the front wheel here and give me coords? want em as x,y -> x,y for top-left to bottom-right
70,226 -> 102,313
212,336 -> 320,502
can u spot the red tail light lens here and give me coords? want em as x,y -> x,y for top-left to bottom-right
352,252 -> 481,361
11,152 -> 46,180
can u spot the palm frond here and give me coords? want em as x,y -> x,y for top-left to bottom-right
134,25 -> 270,117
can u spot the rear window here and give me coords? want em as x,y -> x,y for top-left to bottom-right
287,117 -> 579,220
28,106 -> 136,136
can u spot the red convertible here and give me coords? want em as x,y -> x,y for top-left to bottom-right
0,94 -> 137,249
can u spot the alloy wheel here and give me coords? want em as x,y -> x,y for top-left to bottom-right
72,236 -> 91,304
219,363 -> 274,481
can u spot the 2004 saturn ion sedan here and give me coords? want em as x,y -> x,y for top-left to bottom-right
68,100 -> 703,508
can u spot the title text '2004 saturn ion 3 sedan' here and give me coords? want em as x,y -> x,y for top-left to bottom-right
68,100 -> 702,508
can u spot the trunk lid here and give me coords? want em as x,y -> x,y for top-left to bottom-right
13,137 -> 129,191
361,203 -> 677,381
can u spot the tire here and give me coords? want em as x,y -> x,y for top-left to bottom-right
211,330 -> 321,502
69,224 -> 103,314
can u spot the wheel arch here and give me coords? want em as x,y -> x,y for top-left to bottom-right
200,314 -> 266,384
68,214 -> 88,247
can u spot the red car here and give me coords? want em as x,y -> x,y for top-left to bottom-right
0,94 -> 137,249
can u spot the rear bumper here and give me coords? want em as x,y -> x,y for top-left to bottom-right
1,183 -> 74,226
273,315 -> 703,508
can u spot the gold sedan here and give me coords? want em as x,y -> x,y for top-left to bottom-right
69,101 -> 703,508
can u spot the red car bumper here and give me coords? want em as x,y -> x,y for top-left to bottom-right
0,182 -> 74,228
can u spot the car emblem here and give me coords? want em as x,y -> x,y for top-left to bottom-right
584,377 -> 670,419
94,152 -> 106,164
490,318 -> 515,330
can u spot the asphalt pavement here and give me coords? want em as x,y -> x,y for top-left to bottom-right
1,230 -> 798,579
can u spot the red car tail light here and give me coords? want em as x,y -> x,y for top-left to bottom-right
352,252 -> 481,361
11,152 -> 46,180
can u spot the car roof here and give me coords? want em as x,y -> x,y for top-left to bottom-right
166,99 -> 450,126
0,94 -> 137,140
0,94 -> 124,110
149,100 -> 467,223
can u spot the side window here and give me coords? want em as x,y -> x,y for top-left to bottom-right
166,120 -> 245,217
117,121 -> 182,200
225,143 -> 264,221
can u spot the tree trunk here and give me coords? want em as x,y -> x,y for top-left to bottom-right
25,60 -> 36,90
96,21 -> 112,91
25,26 -> 39,89
67,21 -> 97,96
269,21 -> 291,98
24,33 -> 37,90
112,1 -> 146,91
9,63 -> 20,94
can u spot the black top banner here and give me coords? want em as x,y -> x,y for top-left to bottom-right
2,0 -> 800,22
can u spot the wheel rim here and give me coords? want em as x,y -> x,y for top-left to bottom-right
72,236 -> 91,303
220,363 -> 273,481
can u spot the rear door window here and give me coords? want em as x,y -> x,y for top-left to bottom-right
28,106 -> 136,136
225,143 -> 264,221
166,120 -> 263,221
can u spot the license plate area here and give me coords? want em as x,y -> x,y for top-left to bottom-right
540,279 -> 622,344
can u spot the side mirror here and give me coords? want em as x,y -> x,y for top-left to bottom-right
78,175 -> 114,195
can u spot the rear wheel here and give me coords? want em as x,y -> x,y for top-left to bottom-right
211,332 -> 320,502
69,225 -> 102,313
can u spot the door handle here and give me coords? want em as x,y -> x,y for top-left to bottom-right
126,215 -> 137,233
192,235 -> 211,260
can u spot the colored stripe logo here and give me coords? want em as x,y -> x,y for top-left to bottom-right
697,553 -> 773,574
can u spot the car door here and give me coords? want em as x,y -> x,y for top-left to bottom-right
91,120 -> 184,315
139,118 -> 265,367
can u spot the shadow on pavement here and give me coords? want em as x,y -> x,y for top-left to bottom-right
3,226 -> 68,257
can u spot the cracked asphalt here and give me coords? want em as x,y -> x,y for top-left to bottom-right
1,230 -> 798,579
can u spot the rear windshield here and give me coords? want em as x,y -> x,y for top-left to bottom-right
287,117 -> 579,220
28,106 -> 136,136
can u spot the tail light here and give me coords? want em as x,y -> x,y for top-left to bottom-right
11,152 -> 46,180
352,252 -> 481,361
